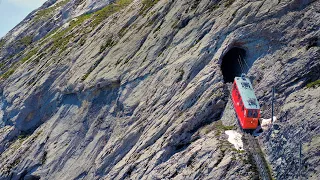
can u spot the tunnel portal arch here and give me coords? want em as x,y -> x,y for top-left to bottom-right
221,47 -> 248,83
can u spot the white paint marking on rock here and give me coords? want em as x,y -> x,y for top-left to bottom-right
225,130 -> 244,150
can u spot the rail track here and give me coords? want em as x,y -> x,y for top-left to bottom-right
226,100 -> 272,180
223,84 -> 273,180
242,132 -> 272,180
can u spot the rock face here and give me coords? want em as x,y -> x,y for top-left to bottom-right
0,0 -> 112,59
0,0 -> 319,179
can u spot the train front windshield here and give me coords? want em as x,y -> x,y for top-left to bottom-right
247,109 -> 259,118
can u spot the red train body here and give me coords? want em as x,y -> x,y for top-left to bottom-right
231,75 -> 260,130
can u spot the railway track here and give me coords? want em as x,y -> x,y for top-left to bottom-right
227,102 -> 272,180
222,85 -> 272,180
242,133 -> 272,180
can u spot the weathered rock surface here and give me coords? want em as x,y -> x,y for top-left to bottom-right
0,0 -> 319,179
0,0 -> 112,60
260,87 -> 320,180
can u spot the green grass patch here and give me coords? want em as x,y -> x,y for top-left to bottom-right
41,28 -> 59,44
0,69 -> 15,79
37,0 -> 131,55
306,79 -> 320,88
38,6 -> 91,48
48,14 -> 92,53
212,120 -> 235,136
231,148 -> 245,153
214,120 -> 235,131
90,0 -> 133,28
21,48 -> 39,63
18,36 -> 33,46
140,0 -> 160,15
0,39 -> 5,48
34,0 -> 69,22
18,134 -> 28,140
0,63 -> 5,69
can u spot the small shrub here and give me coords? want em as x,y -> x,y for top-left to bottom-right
99,38 -> 116,53
82,56 -> 105,81
79,38 -> 86,46
7,54 -> 15,60
0,39 -> 5,48
306,79 -> 320,88
0,63 -> 5,69
171,20 -> 179,29
118,26 -> 129,37
222,125 -> 234,130
81,73 -> 90,81
153,25 -> 161,33
140,0 -> 160,15
12,159 -> 21,168
231,148 -> 245,153
209,4 -> 220,11
41,151 -> 47,165
115,58 -> 122,66
225,0 -> 235,7
176,69 -> 185,82
18,36 -> 33,46
18,134 -> 27,140
124,58 -> 130,64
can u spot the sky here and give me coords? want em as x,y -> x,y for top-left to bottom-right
0,0 -> 47,38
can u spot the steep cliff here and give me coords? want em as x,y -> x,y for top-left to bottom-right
0,0 -> 319,179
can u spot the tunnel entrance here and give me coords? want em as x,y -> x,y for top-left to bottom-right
221,47 -> 247,83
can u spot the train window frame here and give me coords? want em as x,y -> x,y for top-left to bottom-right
252,110 -> 258,118
247,109 -> 253,117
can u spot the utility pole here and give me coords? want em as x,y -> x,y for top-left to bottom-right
271,86 -> 275,123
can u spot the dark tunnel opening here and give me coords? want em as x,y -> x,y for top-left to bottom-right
221,47 -> 247,83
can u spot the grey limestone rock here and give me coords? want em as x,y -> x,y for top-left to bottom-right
0,0 -> 319,179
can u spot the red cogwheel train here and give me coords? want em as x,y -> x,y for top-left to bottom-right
231,74 -> 261,130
